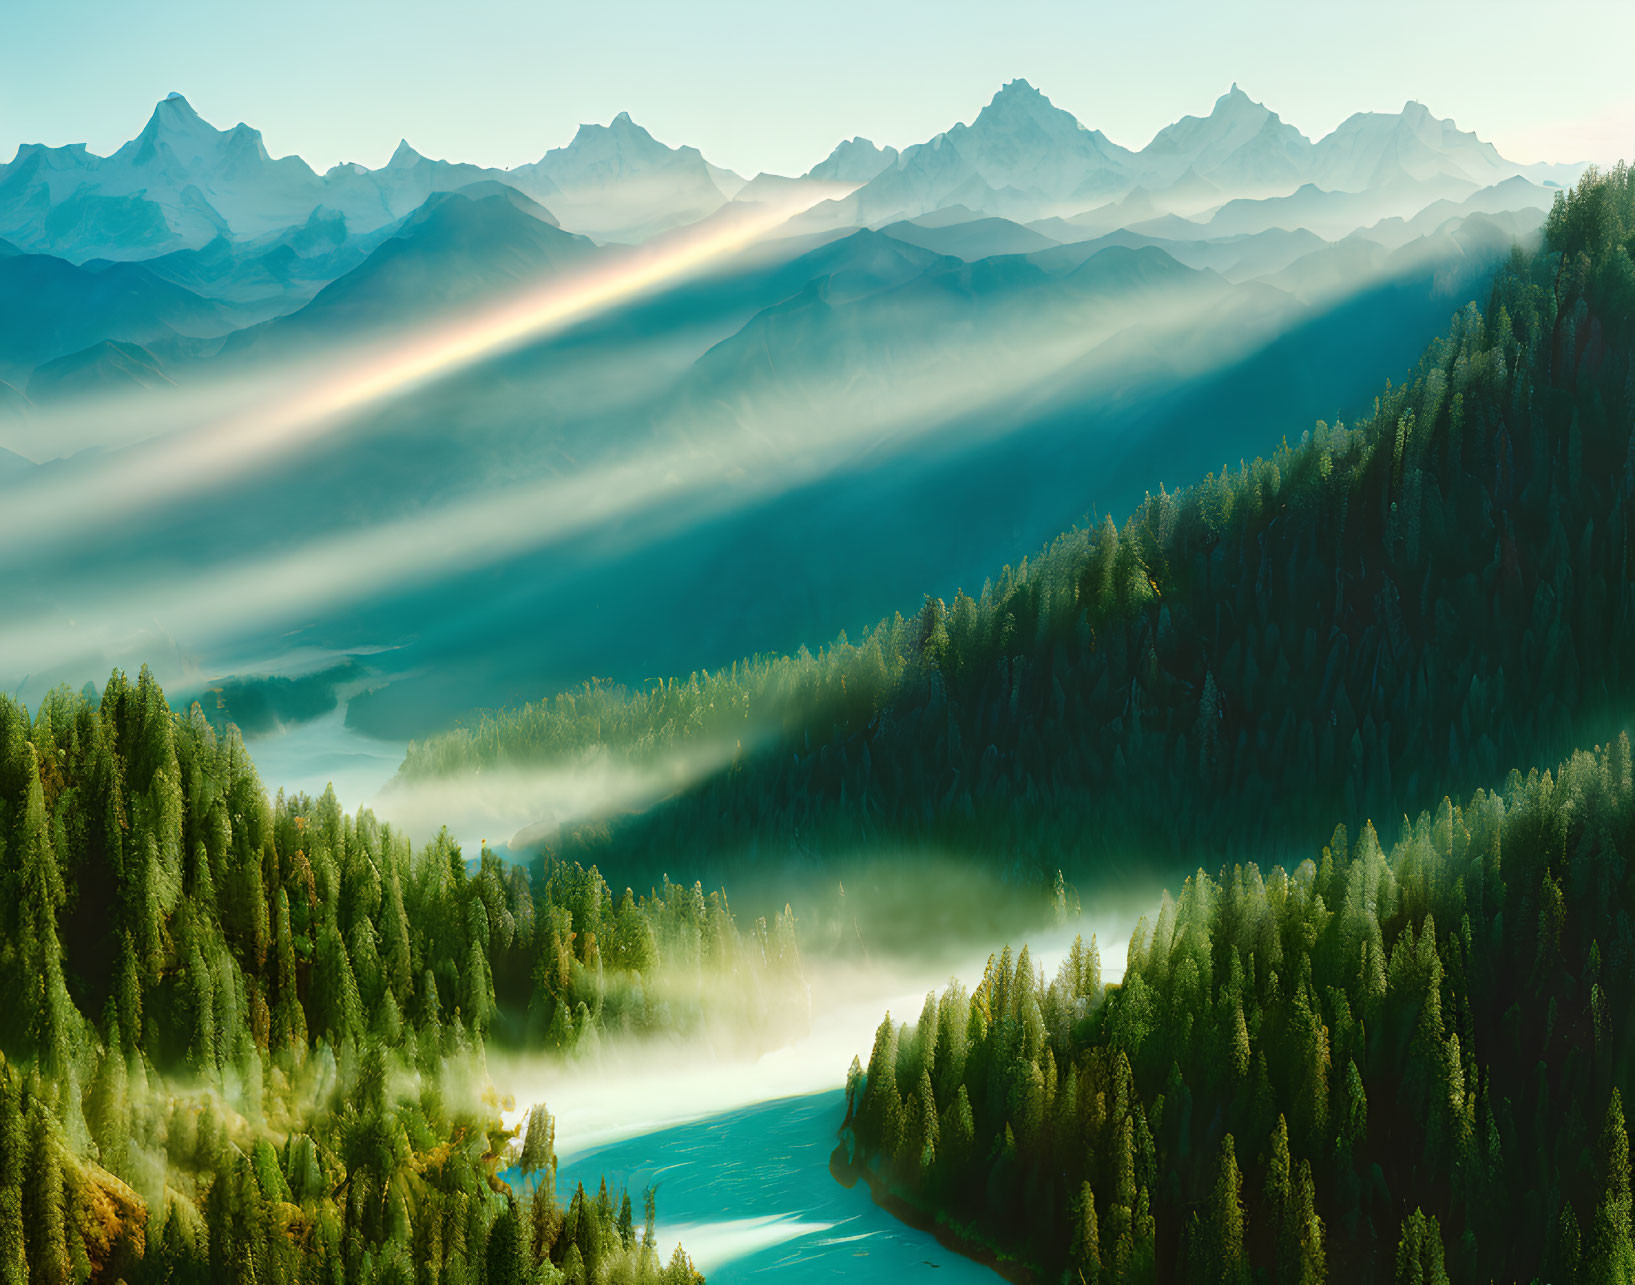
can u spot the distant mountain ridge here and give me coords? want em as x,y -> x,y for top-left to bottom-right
806,80 -> 1585,228
0,92 -> 745,261
506,111 -> 744,242
0,244 -> 239,384
216,184 -> 601,360
0,82 -> 1587,266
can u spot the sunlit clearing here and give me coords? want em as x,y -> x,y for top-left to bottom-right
0,189 -> 842,557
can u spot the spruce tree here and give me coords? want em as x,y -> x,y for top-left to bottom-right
484,1195 -> 525,1285
86,1014 -> 130,1174
1201,1133 -> 1248,1285
1394,1209 -> 1450,1285
1590,1090 -> 1635,1285
1071,1180 -> 1101,1285
21,1100 -> 70,1285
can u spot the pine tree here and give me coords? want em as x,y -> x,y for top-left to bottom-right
618,1190 -> 634,1249
113,933 -> 143,1062
1265,1115 -> 1295,1279
844,1054 -> 865,1124
1228,1000 -> 1250,1081
185,940 -> 219,1075
313,922 -> 363,1044
0,1181 -> 21,1285
1198,1133 -> 1248,1285
1553,1203 -> 1584,1285
1394,1209 -> 1450,1285
1589,1090 -> 1635,1285
484,1195 -> 526,1285
1071,1181 -> 1101,1285
17,747 -> 77,1080
21,1100 -> 70,1285
86,1015 -> 130,1174
519,1104 -> 556,1186
271,888 -> 307,1049
1291,1160 -> 1325,1285
529,1181 -> 562,1267
462,938 -> 493,1035
861,1014 -> 899,1140
0,1064 -> 25,1282
380,865 -> 413,1004
916,1068 -> 939,1180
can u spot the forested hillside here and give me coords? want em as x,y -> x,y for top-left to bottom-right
0,671 -> 803,1279
402,164 -> 1634,893
839,731 -> 1635,1282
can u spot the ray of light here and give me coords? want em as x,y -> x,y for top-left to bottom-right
0,271 -> 1271,690
0,190 -> 839,559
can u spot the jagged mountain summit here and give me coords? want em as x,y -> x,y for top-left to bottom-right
942,78 -> 1137,202
1136,84 -> 1314,195
0,94 -> 744,260
1312,99 -> 1524,191
813,79 -> 1138,226
806,136 -> 901,185
0,93 -> 511,260
790,79 -> 1579,231
506,111 -> 744,243
0,83 -> 1585,267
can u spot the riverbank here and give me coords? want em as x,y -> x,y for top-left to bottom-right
828,1143 -> 1044,1285
490,916 -> 1139,1278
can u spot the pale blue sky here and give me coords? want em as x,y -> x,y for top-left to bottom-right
4,0 -> 1631,178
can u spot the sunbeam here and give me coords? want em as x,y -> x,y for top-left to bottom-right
0,189 -> 842,559
0,272 -> 1251,689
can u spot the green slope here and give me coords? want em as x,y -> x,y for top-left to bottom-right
400,165 -> 1635,900
825,163 -> 1635,1284
0,669 -> 790,1279
841,728 -> 1635,1281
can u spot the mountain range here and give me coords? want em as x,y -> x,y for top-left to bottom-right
0,82 -> 1583,266
0,80 -> 1600,751
0,91 -> 750,262
790,80 -> 1580,230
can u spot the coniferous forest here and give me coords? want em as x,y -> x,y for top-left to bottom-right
830,165 -> 1635,1283
401,167 -> 1635,900
0,49 -> 1630,1285
0,672 -> 805,1280
841,734 -> 1635,1282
